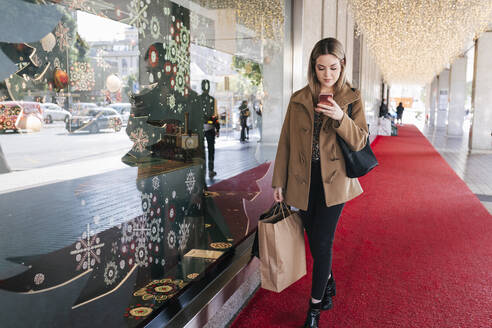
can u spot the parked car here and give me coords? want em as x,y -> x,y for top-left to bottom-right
0,101 -> 43,133
107,103 -> 131,126
41,103 -> 71,123
66,107 -> 122,133
69,102 -> 97,114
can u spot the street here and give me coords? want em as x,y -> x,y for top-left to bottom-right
0,122 -> 133,171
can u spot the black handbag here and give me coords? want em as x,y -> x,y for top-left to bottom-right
336,102 -> 378,178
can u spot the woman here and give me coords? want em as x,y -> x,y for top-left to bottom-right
272,38 -> 368,328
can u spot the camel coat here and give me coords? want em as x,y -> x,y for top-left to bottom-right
272,83 -> 369,211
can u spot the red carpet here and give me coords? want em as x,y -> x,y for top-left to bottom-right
231,125 -> 492,328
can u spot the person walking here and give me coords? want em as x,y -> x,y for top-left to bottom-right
200,79 -> 220,178
255,101 -> 263,142
272,37 -> 369,328
239,100 -> 250,142
396,101 -> 404,125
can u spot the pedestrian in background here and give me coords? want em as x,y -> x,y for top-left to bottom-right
396,101 -> 404,125
255,101 -> 263,142
239,100 -> 250,142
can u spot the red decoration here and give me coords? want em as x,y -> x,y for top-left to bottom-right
148,45 -> 159,68
53,68 -> 69,90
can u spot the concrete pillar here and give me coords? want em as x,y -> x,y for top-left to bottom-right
298,0 -> 323,90
345,8 -> 354,84
429,77 -> 437,126
436,69 -> 450,128
261,0 -> 293,144
470,32 -> 492,151
448,56 -> 467,136
322,0 -> 337,38
336,0 -> 347,47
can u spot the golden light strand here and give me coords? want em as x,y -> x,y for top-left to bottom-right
195,0 -> 285,40
348,0 -> 492,84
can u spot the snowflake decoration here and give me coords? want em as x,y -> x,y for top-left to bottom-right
178,221 -> 191,251
163,7 -> 170,16
185,171 -> 196,194
167,231 -> 176,249
176,103 -> 183,114
130,128 -> 150,153
175,71 -> 187,97
104,261 -> 118,285
121,221 -> 135,244
167,94 -> 176,109
164,23 -> 191,97
66,0 -> 115,14
150,16 -> 161,39
125,0 -> 150,37
55,22 -> 70,51
120,215 -> 150,247
111,241 -> 118,254
134,242 -> 149,267
34,273 -> 45,285
141,192 -> 152,215
67,0 -> 89,10
70,62 -> 95,91
133,215 -> 151,245
152,176 -> 160,190
148,217 -> 163,243
70,223 -> 104,271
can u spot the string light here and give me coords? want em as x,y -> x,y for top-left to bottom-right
195,0 -> 285,40
347,0 -> 492,84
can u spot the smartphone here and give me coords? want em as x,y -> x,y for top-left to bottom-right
318,93 -> 333,105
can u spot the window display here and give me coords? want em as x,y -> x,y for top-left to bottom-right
0,0 -> 287,326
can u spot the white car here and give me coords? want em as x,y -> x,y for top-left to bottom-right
107,103 -> 131,126
41,103 -> 71,123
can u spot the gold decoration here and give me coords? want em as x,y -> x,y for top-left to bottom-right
194,0 -> 285,40
347,0 -> 492,84
187,273 -> 200,280
210,242 -> 232,249
133,278 -> 186,302
129,306 -> 153,317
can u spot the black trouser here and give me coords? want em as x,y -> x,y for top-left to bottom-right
299,161 -> 345,300
204,129 -> 215,172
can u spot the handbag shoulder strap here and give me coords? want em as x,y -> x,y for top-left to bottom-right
347,87 -> 356,118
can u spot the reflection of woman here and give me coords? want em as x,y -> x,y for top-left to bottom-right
272,38 -> 369,328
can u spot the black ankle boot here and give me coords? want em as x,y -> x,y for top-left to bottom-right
321,272 -> 336,310
303,300 -> 321,328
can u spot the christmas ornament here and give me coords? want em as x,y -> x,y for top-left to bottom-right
53,68 -> 68,90
106,74 -> 122,93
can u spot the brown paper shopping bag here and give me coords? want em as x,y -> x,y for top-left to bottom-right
258,206 -> 306,292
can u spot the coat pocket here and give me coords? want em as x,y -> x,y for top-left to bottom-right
324,170 -> 338,184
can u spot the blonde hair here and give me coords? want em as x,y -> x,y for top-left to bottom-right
307,38 -> 347,102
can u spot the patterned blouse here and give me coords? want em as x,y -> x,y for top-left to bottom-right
311,111 -> 323,162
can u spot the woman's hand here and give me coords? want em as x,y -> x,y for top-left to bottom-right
273,187 -> 284,203
315,98 -> 344,121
